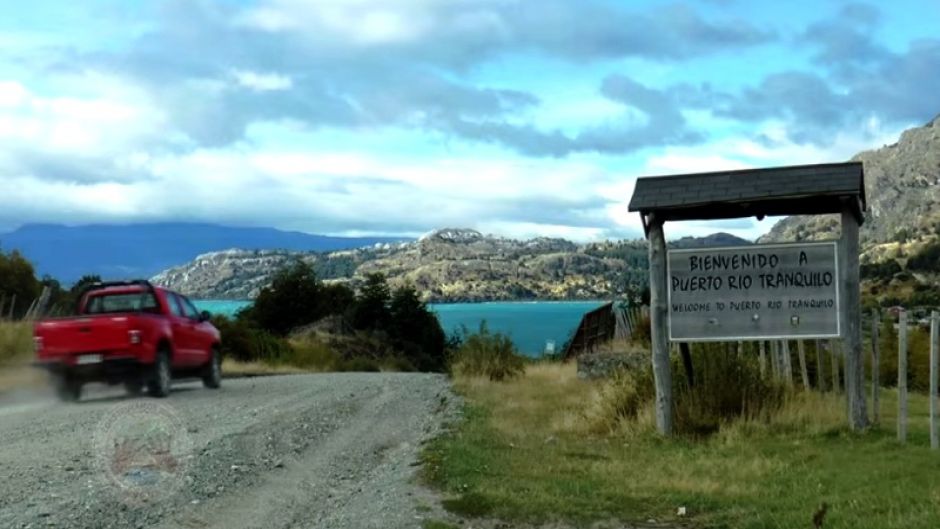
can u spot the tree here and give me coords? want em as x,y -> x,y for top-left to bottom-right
388,286 -> 448,371
349,273 -> 391,331
64,274 -> 102,314
0,249 -> 40,318
249,261 -> 325,335
320,282 -> 355,317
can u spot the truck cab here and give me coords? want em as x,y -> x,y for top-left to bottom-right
34,280 -> 222,401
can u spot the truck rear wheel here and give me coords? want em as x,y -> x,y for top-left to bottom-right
202,347 -> 222,389
148,348 -> 172,398
53,375 -> 82,402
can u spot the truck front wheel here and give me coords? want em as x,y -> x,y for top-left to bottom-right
147,347 -> 172,398
202,347 -> 221,389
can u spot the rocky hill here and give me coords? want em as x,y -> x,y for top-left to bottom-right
763,115 -> 940,257
153,229 -> 747,301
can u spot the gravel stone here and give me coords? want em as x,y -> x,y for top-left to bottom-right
0,373 -> 455,529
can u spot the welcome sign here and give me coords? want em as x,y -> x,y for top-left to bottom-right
667,241 -> 840,341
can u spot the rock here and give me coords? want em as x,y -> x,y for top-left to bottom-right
576,351 -> 646,379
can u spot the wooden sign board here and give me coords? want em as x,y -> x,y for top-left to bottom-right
667,241 -> 840,342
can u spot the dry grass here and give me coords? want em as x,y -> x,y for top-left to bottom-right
0,321 -> 45,393
427,361 -> 940,528
0,321 -> 32,366
221,358 -> 307,377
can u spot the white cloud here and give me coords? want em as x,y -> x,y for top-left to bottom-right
232,70 -> 293,92
0,76 -> 163,157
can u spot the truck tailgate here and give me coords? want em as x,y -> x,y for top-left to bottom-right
35,315 -> 134,357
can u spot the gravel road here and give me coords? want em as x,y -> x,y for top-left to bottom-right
0,373 -> 456,529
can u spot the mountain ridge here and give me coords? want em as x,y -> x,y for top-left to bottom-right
152,229 -> 752,301
0,222 -> 409,283
763,116 -> 940,254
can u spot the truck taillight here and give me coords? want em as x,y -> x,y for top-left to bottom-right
128,330 -> 142,345
33,337 -> 43,352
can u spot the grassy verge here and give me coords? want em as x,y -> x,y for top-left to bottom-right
0,321 -> 32,365
221,358 -> 308,378
0,321 -> 45,393
425,363 -> 940,529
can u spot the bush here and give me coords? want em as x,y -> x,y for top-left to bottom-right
908,241 -> 940,272
588,343 -> 787,436
671,344 -> 787,435
586,368 -> 654,433
451,323 -> 525,381
211,315 -> 292,363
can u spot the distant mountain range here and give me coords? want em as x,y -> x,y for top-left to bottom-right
152,228 -> 752,301
0,223 -> 408,283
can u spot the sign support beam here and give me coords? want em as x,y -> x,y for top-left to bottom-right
840,207 -> 868,431
647,214 -> 674,436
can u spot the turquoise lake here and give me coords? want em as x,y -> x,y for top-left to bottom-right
192,299 -> 606,357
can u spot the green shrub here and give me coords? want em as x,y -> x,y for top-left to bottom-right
211,315 -> 292,363
590,343 -> 787,436
671,344 -> 787,435
451,323 -> 525,381
908,240 -> 940,272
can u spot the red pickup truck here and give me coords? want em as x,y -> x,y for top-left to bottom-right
34,280 -> 222,401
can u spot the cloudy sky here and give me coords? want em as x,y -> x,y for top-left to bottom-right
1,1 -> 938,241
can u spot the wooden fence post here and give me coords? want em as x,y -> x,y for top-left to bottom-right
647,216 -> 673,436
797,341 -> 810,389
830,339 -> 841,392
871,309 -> 880,424
899,310 -> 908,443
815,339 -> 827,392
782,340 -> 794,386
7,294 -> 15,319
931,311 -> 938,450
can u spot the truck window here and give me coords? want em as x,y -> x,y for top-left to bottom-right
85,292 -> 160,314
179,295 -> 200,320
167,293 -> 185,317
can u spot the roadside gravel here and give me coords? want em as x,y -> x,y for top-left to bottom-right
0,372 -> 456,529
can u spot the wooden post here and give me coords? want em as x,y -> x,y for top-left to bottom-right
7,293 -> 15,319
871,309 -> 880,424
898,310 -> 908,443
759,341 -> 767,377
931,311 -> 938,450
840,207 -> 868,430
830,339 -> 841,392
782,340 -> 794,386
815,339 -> 827,392
797,341 -> 810,389
647,216 -> 673,436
